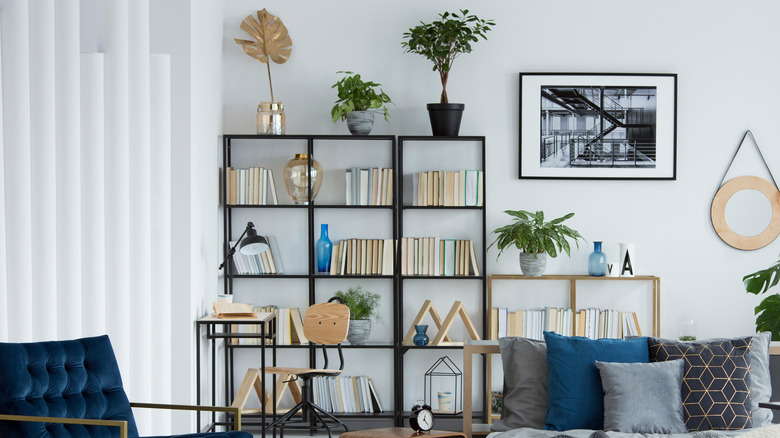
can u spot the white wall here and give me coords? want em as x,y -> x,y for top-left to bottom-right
221,0 -> 780,343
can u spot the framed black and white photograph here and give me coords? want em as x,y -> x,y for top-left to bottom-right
519,73 -> 677,180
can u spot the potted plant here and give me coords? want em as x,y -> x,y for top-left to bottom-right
331,71 -> 392,136
489,210 -> 584,277
743,259 -> 780,340
334,285 -> 381,345
402,9 -> 495,136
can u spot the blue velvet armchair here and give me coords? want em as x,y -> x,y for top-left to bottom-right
0,335 -> 252,438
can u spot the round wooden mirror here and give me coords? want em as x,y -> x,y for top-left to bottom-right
711,175 -> 780,250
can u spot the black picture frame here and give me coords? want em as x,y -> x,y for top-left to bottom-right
519,73 -> 677,180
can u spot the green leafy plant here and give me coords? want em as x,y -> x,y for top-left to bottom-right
331,71 -> 392,123
744,259 -> 780,340
333,285 -> 381,322
489,210 -> 584,259
401,9 -> 495,104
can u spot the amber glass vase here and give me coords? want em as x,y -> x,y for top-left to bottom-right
283,153 -> 322,204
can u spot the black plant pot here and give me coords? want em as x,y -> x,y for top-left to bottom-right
427,103 -> 465,136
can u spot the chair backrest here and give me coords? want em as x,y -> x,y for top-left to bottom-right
303,301 -> 350,345
0,335 -> 139,438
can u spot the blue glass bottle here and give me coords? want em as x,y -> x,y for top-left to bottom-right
316,224 -> 332,273
413,324 -> 429,346
588,241 -> 606,277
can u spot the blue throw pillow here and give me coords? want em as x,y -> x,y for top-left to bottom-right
543,331 -> 649,431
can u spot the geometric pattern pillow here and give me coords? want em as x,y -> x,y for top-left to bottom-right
648,337 -> 753,431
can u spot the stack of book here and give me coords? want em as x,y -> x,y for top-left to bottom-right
312,375 -> 383,413
400,237 -> 480,276
328,238 -> 395,276
412,170 -> 483,206
226,167 -> 279,205
488,306 -> 642,341
231,305 -> 308,346
345,167 -> 393,206
229,237 -> 284,275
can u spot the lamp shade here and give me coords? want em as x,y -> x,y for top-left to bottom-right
239,227 -> 269,255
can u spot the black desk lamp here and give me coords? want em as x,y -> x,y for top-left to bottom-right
219,221 -> 269,270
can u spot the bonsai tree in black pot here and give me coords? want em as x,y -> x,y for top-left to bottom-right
402,9 -> 494,136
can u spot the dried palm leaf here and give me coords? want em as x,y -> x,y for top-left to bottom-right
234,9 -> 293,101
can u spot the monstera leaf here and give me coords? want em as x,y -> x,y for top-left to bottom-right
234,9 -> 292,101
744,259 -> 780,340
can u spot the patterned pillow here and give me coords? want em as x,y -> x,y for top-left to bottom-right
648,337 -> 753,431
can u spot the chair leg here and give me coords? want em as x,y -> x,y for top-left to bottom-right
266,376 -> 349,437
310,403 -> 349,432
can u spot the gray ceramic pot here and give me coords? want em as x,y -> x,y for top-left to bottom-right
347,319 -> 372,345
519,252 -> 547,277
346,111 -> 374,135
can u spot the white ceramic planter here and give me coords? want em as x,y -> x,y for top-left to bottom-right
519,252 -> 547,277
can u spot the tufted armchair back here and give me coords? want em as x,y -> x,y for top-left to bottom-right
0,335 -> 139,437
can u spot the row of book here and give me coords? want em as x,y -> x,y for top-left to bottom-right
226,167 -> 279,205
412,170 -> 484,207
400,238 -> 480,276
328,238 -> 395,276
345,167 -> 394,206
229,237 -> 284,275
231,306 -> 308,345
312,375 -> 384,413
489,306 -> 642,341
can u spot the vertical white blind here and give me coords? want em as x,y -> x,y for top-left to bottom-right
0,1 -> 178,434
80,53 -> 106,338
55,0 -> 83,341
1,0 -> 33,342
29,0 -> 58,341
0,17 -> 7,342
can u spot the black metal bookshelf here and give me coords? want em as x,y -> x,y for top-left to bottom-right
219,134 -> 487,429
221,134 -> 399,426
397,136 -> 487,424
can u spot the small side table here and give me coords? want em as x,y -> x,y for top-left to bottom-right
340,427 -> 466,438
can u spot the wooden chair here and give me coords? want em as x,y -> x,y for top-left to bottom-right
265,298 -> 350,438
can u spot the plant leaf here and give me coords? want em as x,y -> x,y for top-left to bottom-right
755,293 -> 780,340
234,9 -> 292,65
744,260 -> 780,295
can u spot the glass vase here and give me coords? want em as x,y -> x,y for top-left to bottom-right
588,241 -> 606,277
413,324 -> 429,346
257,101 -> 285,135
316,224 -> 332,273
283,153 -> 322,205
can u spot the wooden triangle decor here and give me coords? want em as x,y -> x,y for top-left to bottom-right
402,300 -> 481,346
231,368 -> 302,414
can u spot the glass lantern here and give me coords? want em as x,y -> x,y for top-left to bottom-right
283,153 -> 322,205
424,356 -> 462,414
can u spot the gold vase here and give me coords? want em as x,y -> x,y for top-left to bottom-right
284,154 -> 322,204
257,101 -> 285,135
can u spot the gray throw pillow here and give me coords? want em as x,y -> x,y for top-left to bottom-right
596,359 -> 687,434
491,337 -> 547,431
648,333 -> 772,427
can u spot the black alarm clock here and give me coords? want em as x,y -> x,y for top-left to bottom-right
409,403 -> 434,433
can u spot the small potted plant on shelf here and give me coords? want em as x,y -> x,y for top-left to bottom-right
334,285 -> 381,345
401,9 -> 495,136
489,210 -> 584,277
331,71 -> 392,136
743,258 -> 780,340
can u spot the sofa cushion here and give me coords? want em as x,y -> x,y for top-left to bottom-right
596,359 -> 687,433
649,336 -> 753,431
491,337 -> 547,431
543,331 -> 648,431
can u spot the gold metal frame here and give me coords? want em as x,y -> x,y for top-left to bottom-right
0,403 -> 243,438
